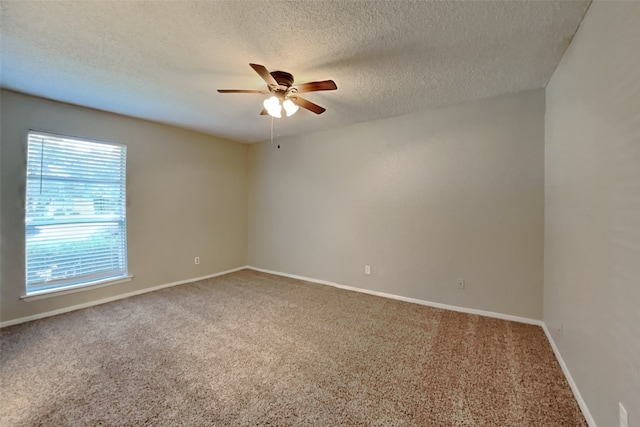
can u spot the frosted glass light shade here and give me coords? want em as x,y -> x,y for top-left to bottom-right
263,96 -> 282,118
283,99 -> 299,117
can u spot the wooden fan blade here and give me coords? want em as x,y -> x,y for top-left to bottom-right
249,63 -> 277,87
218,89 -> 267,94
294,80 -> 337,93
292,96 -> 326,114
260,108 -> 268,115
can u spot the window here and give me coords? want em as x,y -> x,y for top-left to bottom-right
25,131 -> 128,296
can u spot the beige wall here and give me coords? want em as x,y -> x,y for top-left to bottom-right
249,90 -> 545,319
0,90 -> 249,322
544,2 -> 640,426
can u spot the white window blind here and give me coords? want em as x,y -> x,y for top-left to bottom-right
25,131 -> 128,294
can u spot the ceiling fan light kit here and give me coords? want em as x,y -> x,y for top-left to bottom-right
218,63 -> 337,118
263,96 -> 299,118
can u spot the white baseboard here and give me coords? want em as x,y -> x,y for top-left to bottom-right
0,265 -> 249,328
542,323 -> 597,427
246,266 -> 543,326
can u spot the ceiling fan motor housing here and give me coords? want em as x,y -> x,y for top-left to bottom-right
270,71 -> 294,88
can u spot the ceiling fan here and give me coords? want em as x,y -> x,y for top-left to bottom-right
218,63 -> 337,118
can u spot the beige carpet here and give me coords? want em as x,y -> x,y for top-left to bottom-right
1,269 -> 585,426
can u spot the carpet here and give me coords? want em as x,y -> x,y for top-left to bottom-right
0,269 -> 586,426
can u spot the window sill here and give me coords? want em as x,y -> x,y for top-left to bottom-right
21,275 -> 133,302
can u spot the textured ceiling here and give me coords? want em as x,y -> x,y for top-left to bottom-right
0,1 -> 590,143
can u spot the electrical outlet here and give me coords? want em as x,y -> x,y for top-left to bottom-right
619,403 -> 628,427
457,278 -> 465,290
194,257 -> 200,265
364,265 -> 371,275
559,322 -> 563,339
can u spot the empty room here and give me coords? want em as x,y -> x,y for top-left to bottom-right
0,1 -> 638,426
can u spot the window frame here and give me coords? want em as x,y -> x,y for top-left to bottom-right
23,130 -> 131,300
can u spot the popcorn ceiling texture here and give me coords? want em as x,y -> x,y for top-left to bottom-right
0,1 -> 589,142
0,270 -> 586,426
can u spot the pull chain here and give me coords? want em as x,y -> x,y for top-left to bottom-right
270,116 -> 281,148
